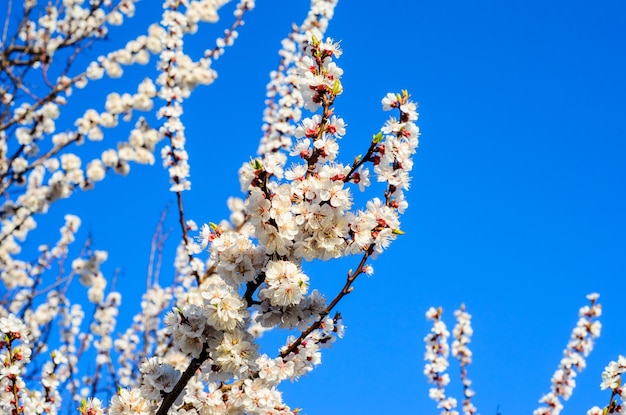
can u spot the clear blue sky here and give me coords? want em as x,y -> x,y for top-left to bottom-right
33,0 -> 626,413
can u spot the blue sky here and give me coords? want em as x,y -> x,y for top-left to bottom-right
30,0 -> 626,413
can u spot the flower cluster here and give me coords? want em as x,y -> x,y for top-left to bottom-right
259,260 -> 309,307
587,356 -> 626,415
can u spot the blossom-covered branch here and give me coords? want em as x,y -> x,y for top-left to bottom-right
534,293 -> 602,415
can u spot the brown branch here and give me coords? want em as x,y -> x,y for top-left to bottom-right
344,137 -> 380,183
155,346 -> 211,415
280,249 -> 370,358
243,272 -> 266,307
